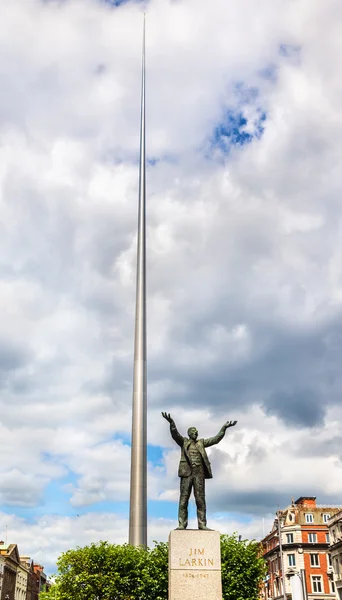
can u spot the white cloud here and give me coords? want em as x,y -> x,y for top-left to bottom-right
0,0 -> 342,570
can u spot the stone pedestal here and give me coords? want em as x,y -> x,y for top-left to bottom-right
168,530 -> 222,600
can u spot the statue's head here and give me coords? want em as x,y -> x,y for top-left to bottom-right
187,427 -> 198,441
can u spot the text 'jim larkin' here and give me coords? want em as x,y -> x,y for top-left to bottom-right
179,548 -> 215,567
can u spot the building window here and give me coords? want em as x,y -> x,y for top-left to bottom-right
335,558 -> 340,574
308,533 -> 317,543
328,554 -> 332,567
323,513 -> 331,523
288,554 -> 296,567
312,576 -> 322,593
326,533 -> 330,544
306,513 -> 314,523
286,533 -> 294,544
330,580 -> 336,594
310,554 -> 320,567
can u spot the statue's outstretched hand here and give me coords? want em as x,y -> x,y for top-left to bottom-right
162,412 -> 174,425
223,420 -> 237,430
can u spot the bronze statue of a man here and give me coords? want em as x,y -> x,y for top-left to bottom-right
162,412 -> 237,530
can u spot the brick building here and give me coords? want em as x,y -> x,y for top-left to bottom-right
327,510 -> 342,600
261,497 -> 342,600
33,564 -> 47,595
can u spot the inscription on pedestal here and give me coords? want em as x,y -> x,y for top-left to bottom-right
169,530 -> 222,600
178,547 -> 215,568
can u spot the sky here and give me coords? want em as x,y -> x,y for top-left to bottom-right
1,0 -> 342,575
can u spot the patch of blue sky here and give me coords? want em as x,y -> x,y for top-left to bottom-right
69,498 -> 175,519
111,434 -> 166,467
212,511 -> 255,524
207,43 -> 301,159
100,150 -> 177,169
72,500 -> 129,516
40,451 -> 61,464
258,44 -> 301,82
279,43 -> 301,62
147,444 -> 165,467
0,477 -> 75,521
233,81 -> 259,103
102,0 -> 146,6
3,443 -> 168,521
0,505 -> 39,521
148,500 -> 176,519
43,0 -> 148,9
208,110 -> 266,157
112,432 -> 131,445
147,154 -> 178,167
205,81 -> 267,158
258,63 -> 278,82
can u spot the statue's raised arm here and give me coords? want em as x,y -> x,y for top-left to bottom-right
161,412 -> 184,447
203,420 -> 238,448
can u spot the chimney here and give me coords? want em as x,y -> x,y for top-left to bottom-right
294,496 -> 317,507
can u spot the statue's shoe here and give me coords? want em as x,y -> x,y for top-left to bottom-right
198,526 -> 213,530
175,526 -> 186,530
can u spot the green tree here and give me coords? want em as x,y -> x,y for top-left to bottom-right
221,534 -> 267,600
39,540 -> 168,600
40,535 -> 265,600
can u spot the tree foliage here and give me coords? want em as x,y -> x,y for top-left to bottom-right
221,534 -> 267,600
41,540 -> 168,600
41,534 -> 265,600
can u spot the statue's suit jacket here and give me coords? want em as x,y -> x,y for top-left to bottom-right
170,423 -> 226,479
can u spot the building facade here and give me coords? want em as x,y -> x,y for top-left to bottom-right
0,555 -> 5,600
14,561 -> 28,600
20,557 -> 36,600
328,510 -> 342,600
0,543 -> 21,600
33,564 -> 47,595
262,497 -> 341,600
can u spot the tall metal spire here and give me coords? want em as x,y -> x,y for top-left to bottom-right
129,15 -> 147,548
